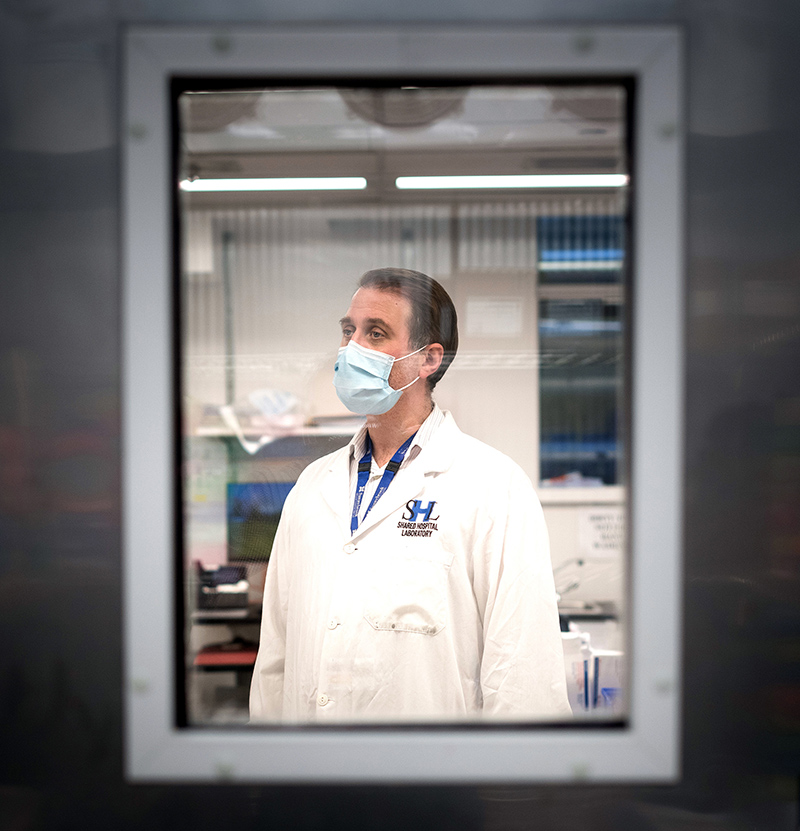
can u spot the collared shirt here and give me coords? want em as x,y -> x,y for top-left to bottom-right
347,404 -> 445,527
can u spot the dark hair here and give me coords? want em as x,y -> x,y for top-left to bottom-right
358,267 -> 458,391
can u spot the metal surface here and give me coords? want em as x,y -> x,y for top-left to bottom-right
0,0 -> 798,827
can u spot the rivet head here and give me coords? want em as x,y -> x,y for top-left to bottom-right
131,678 -> 149,694
215,761 -> 235,780
572,762 -> 590,781
129,123 -> 147,141
211,34 -> 233,54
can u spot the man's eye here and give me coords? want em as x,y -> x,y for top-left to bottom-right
342,328 -> 354,339
368,330 -> 385,340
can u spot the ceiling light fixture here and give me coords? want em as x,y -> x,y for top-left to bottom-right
180,177 -> 367,192
395,174 -> 629,189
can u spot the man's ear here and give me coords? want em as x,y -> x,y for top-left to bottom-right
419,343 -> 444,380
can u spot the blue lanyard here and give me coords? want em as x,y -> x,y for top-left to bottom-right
351,432 -> 417,534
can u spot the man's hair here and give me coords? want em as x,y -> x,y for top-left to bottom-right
358,267 -> 458,391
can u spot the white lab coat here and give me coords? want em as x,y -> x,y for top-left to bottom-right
249,411 -> 572,722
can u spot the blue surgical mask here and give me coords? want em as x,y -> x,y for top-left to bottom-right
333,340 -> 426,415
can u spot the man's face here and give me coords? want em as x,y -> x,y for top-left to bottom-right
339,287 -> 420,391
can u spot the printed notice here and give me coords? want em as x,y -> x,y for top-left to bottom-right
578,508 -> 625,558
465,297 -> 523,337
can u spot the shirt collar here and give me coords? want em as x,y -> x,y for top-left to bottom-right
348,403 -> 444,462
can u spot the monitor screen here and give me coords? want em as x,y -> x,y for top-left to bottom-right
226,482 -> 294,562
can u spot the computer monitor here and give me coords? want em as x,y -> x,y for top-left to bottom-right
226,482 -> 294,563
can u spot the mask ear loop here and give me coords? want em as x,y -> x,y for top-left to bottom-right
393,344 -> 429,362
391,344 -> 428,392
395,375 -> 421,392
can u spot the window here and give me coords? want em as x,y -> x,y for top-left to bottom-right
124,25 -> 683,782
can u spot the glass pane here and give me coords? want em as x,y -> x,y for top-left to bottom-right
178,83 -> 630,726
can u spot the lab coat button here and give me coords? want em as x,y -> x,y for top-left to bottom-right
317,693 -> 329,706
343,543 -> 355,554
327,618 -> 339,630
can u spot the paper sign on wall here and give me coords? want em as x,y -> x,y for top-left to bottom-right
465,297 -> 523,337
578,508 -> 625,558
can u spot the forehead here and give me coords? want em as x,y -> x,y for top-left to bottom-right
344,287 -> 412,331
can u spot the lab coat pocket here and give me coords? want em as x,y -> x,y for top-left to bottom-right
364,545 -> 452,636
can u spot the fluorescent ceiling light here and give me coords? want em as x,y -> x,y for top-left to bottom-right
395,174 -> 629,189
180,177 -> 367,192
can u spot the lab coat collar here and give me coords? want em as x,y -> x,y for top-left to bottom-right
319,409 -> 460,541
415,408 -> 459,476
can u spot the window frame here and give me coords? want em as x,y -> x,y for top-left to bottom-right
123,24 -> 684,783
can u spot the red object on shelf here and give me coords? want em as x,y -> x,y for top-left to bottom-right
193,645 -> 258,667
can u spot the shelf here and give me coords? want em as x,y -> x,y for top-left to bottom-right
558,600 -> 618,621
194,423 -> 361,439
537,486 -> 625,505
192,606 -> 262,624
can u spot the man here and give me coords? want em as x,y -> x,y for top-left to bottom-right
250,267 -> 571,722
